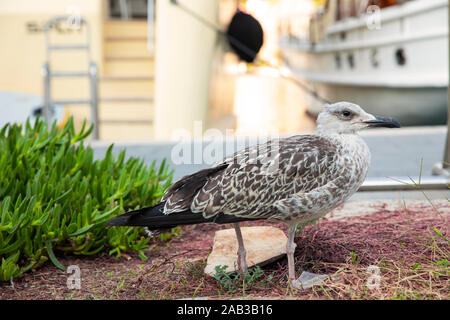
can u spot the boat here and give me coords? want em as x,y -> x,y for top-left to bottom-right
278,0 -> 448,126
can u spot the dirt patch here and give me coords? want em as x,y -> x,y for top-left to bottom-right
1,200 -> 448,300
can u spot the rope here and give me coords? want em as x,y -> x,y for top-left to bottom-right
169,0 -> 331,104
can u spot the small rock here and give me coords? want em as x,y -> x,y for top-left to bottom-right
204,226 -> 287,276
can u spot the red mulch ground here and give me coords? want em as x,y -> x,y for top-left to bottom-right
1,200 -> 448,300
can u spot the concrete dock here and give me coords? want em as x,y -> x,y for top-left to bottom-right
89,125 -> 449,201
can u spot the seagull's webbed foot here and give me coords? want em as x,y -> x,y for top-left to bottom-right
286,224 -> 329,289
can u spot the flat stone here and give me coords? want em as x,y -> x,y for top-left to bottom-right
204,226 -> 287,276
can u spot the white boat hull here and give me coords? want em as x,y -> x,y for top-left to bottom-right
301,81 -> 447,126
279,0 -> 448,126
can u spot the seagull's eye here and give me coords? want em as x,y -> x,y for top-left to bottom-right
342,110 -> 351,117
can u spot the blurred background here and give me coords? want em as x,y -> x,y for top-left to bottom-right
0,0 -> 320,140
0,0 -> 448,187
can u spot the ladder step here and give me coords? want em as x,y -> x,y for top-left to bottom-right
100,75 -> 154,81
100,96 -> 154,102
104,36 -> 147,42
52,99 -> 91,105
51,71 -> 90,77
104,55 -> 154,61
48,44 -> 89,50
100,119 -> 153,124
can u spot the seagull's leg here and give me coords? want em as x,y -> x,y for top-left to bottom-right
287,222 -> 329,289
233,223 -> 248,273
286,224 -> 298,285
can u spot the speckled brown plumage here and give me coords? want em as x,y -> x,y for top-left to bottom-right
162,133 -> 370,226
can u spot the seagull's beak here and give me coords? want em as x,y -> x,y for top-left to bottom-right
363,115 -> 401,128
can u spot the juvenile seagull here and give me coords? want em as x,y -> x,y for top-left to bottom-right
106,102 -> 400,288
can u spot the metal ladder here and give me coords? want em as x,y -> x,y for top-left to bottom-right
41,16 -> 99,139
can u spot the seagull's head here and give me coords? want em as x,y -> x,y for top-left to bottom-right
316,102 -> 401,134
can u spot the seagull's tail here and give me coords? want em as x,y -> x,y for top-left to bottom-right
105,202 -> 257,231
105,202 -> 174,229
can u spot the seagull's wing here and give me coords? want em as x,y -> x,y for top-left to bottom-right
162,163 -> 229,213
108,134 -> 342,229
172,134 -> 341,220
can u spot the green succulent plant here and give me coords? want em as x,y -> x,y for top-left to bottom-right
0,117 -> 172,281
